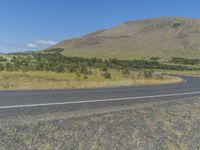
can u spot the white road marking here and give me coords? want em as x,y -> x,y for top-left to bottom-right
1,91 -> 200,109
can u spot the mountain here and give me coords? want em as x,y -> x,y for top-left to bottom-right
53,17 -> 200,60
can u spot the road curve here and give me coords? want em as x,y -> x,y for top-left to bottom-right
0,76 -> 200,116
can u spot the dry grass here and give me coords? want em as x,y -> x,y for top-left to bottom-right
1,97 -> 200,149
156,69 -> 200,77
0,70 -> 181,90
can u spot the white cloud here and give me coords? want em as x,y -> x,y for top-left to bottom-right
26,39 -> 58,49
27,43 -> 38,48
35,39 -> 58,46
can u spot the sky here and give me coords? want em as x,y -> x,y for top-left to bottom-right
0,0 -> 199,53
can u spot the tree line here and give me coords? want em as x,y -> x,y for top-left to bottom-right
171,57 -> 200,65
0,52 -> 199,74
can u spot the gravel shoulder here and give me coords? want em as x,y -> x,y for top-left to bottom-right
1,97 -> 200,150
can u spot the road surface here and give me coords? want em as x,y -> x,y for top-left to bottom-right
0,76 -> 200,116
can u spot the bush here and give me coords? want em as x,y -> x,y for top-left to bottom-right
101,67 -> 108,72
121,69 -> 130,77
0,56 -> 7,62
143,70 -> 153,78
0,63 -> 4,71
101,71 -> 111,79
150,57 -> 160,61
75,72 -> 81,81
83,75 -> 88,80
79,66 -> 89,74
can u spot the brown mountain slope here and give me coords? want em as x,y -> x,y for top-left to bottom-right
53,17 -> 200,59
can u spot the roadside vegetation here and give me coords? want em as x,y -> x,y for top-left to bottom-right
3,50 -> 200,72
0,70 -> 181,90
170,57 -> 200,66
1,49 -> 200,90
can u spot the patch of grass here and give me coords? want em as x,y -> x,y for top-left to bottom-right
177,142 -> 186,150
155,69 -> 200,77
166,144 -> 176,150
0,69 -> 181,90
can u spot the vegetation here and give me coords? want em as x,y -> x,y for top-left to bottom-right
171,57 -> 200,65
0,70 -> 181,90
2,50 -> 200,90
0,55 -> 7,62
101,71 -> 111,79
3,51 -> 200,74
2,51 -> 200,90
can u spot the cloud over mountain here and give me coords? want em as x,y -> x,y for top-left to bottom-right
27,39 -> 58,48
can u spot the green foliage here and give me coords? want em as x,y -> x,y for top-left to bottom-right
1,53 -> 200,75
0,63 -> 4,71
101,67 -> 108,72
43,48 -> 64,54
79,66 -> 90,74
151,57 -> 160,61
75,72 -> 81,81
0,56 -> 7,62
171,57 -> 200,65
143,70 -> 153,78
101,71 -> 111,79
121,69 -> 130,76
83,75 -> 88,80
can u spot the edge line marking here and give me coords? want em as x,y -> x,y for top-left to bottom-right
1,91 -> 200,109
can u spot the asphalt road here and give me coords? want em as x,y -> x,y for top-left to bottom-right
0,76 -> 200,116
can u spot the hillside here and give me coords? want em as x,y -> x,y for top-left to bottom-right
53,17 -> 200,60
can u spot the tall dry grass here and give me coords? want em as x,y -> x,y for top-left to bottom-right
0,70 -> 182,90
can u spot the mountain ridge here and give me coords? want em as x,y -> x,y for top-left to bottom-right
52,17 -> 200,59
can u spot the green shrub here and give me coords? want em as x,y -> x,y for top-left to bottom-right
0,56 -> 7,62
101,71 -> 111,79
121,69 -> 130,77
143,70 -> 153,78
83,75 -> 88,80
101,67 -> 108,72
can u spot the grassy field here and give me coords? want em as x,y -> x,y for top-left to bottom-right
1,97 -> 200,149
0,69 -> 181,90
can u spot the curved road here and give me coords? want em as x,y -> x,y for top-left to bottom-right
0,76 -> 200,116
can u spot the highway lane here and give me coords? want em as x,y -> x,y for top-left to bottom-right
0,76 -> 200,116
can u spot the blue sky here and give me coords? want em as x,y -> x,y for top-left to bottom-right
0,0 -> 199,53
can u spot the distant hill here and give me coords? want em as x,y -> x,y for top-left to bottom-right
0,53 -> 5,57
52,17 -> 200,60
